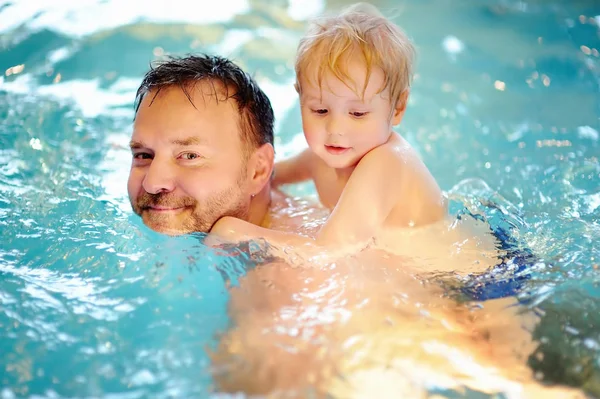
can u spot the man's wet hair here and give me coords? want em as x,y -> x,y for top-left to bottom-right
134,54 -> 274,151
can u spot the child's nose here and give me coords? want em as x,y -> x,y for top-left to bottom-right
326,115 -> 344,136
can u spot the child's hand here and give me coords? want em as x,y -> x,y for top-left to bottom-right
272,161 -> 285,187
272,149 -> 314,187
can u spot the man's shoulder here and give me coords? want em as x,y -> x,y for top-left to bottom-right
267,188 -> 328,231
269,188 -> 325,213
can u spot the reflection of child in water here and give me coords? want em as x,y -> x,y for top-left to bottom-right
212,3 -> 446,253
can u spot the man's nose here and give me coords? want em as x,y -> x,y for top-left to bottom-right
142,158 -> 176,194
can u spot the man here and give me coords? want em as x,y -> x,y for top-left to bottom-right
127,55 -> 584,398
130,54 -> 277,234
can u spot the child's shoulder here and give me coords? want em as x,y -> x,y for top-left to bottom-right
357,134 -> 414,169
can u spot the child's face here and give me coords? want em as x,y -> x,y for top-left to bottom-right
298,59 -> 405,170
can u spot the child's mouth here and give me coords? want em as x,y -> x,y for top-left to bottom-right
325,145 -> 350,155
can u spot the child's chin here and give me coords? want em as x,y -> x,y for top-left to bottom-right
324,155 -> 359,169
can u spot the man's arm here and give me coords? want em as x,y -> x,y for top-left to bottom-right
273,148 -> 315,187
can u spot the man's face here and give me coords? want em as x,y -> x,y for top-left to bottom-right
128,84 -> 251,235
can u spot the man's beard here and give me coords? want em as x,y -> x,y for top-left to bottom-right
131,176 -> 250,235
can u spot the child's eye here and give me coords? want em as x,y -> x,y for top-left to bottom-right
350,111 -> 368,117
312,109 -> 328,115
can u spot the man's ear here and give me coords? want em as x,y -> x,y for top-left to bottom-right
392,89 -> 410,126
247,143 -> 274,194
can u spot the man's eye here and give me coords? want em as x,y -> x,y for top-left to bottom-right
133,152 -> 152,159
350,111 -> 368,117
312,109 -> 328,115
180,153 -> 200,160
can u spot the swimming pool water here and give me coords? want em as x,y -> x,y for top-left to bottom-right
1,0 -> 599,397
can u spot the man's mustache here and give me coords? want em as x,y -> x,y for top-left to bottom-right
136,192 -> 197,210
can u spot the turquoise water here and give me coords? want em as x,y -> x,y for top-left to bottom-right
1,0 -> 599,397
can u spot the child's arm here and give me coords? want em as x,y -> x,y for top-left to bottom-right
211,218 -> 311,247
314,147 -> 400,246
210,216 -> 320,260
273,148 -> 314,187
210,147 -> 403,257
318,145 -> 447,245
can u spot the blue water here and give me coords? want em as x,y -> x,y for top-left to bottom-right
0,0 -> 599,397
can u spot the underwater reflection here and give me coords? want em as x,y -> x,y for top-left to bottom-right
210,248 -> 586,398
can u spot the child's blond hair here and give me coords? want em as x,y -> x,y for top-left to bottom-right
295,3 -> 415,109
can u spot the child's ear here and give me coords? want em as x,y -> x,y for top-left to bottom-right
294,82 -> 300,93
248,143 -> 275,195
392,89 -> 410,125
